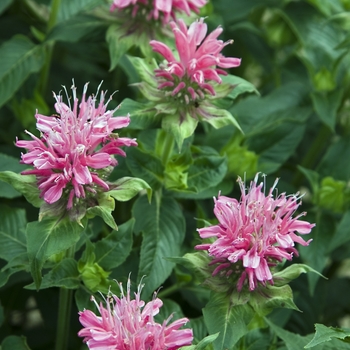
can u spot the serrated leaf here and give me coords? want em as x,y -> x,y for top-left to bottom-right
203,292 -> 254,350
25,258 -> 80,290
26,218 -> 84,289
0,171 -> 42,207
0,35 -> 45,108
305,324 -> 350,348
0,205 -> 27,262
47,14 -> 106,43
57,0 -> 101,22
95,218 -> 134,270
108,177 -> 152,203
133,195 -> 185,297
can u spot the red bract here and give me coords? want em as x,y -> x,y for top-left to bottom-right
110,0 -> 206,24
78,278 -> 193,349
150,18 -> 241,105
16,82 -> 137,209
195,174 -> 314,292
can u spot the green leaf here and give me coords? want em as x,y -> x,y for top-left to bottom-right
0,35 -> 45,108
95,218 -> 134,270
86,193 -> 117,230
106,24 -> 135,71
127,56 -> 158,87
203,292 -> 254,350
311,89 -> 344,131
221,74 -> 259,99
25,258 -> 80,290
305,324 -> 350,348
0,0 -> 13,15
108,177 -> 152,203
162,113 -> 198,150
0,171 -> 42,207
26,218 -> 84,289
57,0 -> 101,22
126,147 -> 164,190
202,107 -> 242,132
328,211 -> 350,252
0,205 -> 27,262
1,335 -> 31,350
133,194 -> 185,297
187,146 -> 227,193
47,14 -> 106,43
0,154 -> 25,198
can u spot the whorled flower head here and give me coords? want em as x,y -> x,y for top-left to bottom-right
150,18 -> 241,108
195,174 -> 314,292
110,0 -> 206,24
16,82 -> 137,209
78,278 -> 193,349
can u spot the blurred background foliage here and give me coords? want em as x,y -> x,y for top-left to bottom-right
1,0 -> 350,349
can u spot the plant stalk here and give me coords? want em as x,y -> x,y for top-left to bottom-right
55,245 -> 75,350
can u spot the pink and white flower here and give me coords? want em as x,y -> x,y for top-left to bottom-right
110,0 -> 207,24
150,18 -> 241,105
78,278 -> 193,349
195,174 -> 314,292
16,82 -> 137,209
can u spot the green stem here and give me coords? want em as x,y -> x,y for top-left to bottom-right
292,125 -> 331,188
55,245 -> 75,350
157,281 -> 186,299
38,0 -> 62,95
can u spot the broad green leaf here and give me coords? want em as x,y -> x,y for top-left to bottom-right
203,292 -> 254,350
1,335 -> 31,350
187,146 -> 227,193
305,324 -> 350,348
328,211 -> 350,252
202,107 -> 242,132
133,194 -> 185,297
311,89 -> 344,131
108,177 -> 152,203
297,166 -> 320,195
126,147 -> 164,190
0,171 -> 42,207
127,56 -> 158,87
0,0 -> 13,15
0,266 -> 27,288
107,24 -> 134,71
25,258 -> 80,290
0,35 -> 45,108
118,98 -> 160,130
95,218 -> 134,270
57,0 -> 101,22
47,14 -> 106,43
75,285 -> 92,312
26,218 -> 84,289
221,74 -> 259,99
0,205 -> 27,262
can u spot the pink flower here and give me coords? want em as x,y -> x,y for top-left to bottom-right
150,18 -> 241,105
16,82 -> 137,209
110,0 -> 206,24
195,174 -> 314,292
78,278 -> 193,349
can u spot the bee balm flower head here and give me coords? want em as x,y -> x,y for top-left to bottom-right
16,82 -> 137,211
150,18 -> 241,109
195,174 -> 314,292
78,278 -> 193,349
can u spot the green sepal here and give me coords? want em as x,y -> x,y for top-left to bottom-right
220,74 -> 260,99
86,192 -> 117,231
0,171 -> 42,207
162,113 -> 198,150
127,55 -> 158,87
108,176 -> 152,203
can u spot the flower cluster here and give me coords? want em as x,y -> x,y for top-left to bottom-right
195,174 -> 315,292
16,82 -> 137,209
110,0 -> 207,24
150,18 -> 241,108
78,278 -> 193,349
